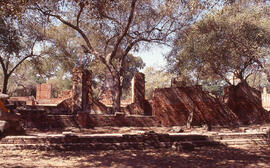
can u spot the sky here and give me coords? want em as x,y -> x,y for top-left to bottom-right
133,44 -> 171,70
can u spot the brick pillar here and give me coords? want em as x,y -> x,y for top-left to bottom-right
132,72 -> 145,104
128,72 -> 148,115
36,84 -> 52,100
72,67 -> 93,113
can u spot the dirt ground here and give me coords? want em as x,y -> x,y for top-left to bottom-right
1,145 -> 270,168
1,124 -> 270,167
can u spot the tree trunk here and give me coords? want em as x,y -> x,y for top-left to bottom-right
111,70 -> 122,112
112,83 -> 122,112
2,73 -> 9,94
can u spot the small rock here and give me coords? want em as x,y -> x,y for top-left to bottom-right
202,124 -> 212,131
62,131 -> 76,136
171,126 -> 181,132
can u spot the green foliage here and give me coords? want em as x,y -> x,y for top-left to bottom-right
201,80 -> 226,97
0,15 -> 42,93
47,77 -> 72,98
167,3 -> 270,85
35,23 -> 146,96
144,66 -> 173,99
0,16 -> 21,55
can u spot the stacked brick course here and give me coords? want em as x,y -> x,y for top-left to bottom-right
36,84 -> 52,100
72,67 -> 93,113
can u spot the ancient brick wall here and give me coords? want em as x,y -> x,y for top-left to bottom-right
132,72 -> 145,104
36,84 -> 52,100
224,82 -> 269,124
19,81 -> 270,129
152,86 -> 239,127
20,113 -> 159,129
125,72 -> 152,115
72,67 -> 93,113
58,90 -> 72,99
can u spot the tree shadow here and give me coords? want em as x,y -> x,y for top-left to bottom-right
1,133 -> 270,167
37,133 -> 270,168
29,144 -> 268,168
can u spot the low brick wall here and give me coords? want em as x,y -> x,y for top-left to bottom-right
0,132 -> 268,151
20,112 -> 160,130
18,84 -> 270,129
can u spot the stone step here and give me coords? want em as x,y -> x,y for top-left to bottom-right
212,132 -> 268,140
218,138 -> 268,145
0,132 -> 268,150
0,142 -> 193,151
0,139 -> 267,151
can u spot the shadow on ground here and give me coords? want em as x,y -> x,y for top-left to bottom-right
1,130 -> 270,167
1,144 -> 270,168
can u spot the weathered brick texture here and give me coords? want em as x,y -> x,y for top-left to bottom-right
36,84 -> 52,100
152,86 -> 239,127
223,82 -> 269,124
72,67 -> 93,113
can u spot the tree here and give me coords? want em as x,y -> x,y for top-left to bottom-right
167,3 -> 270,86
30,0 -> 210,112
0,15 -> 42,93
32,23 -> 145,98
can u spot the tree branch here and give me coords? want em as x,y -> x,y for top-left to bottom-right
8,39 -> 38,76
76,2 -> 84,27
109,0 -> 137,63
36,4 -> 95,56
0,56 -> 7,73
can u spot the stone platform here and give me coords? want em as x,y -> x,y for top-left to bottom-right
0,130 -> 269,151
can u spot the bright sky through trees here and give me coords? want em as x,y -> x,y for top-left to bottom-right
134,44 -> 171,69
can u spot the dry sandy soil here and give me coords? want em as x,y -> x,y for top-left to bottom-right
0,145 -> 270,168
1,125 -> 270,167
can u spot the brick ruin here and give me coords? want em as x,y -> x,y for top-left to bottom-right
36,84 -> 52,100
71,67 -> 93,113
223,82 -> 269,124
3,67 -> 270,130
152,86 -> 238,127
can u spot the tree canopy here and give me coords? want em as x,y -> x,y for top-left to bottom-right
26,0 -> 212,111
1,0 -> 270,107
167,3 -> 270,86
0,15 -> 42,93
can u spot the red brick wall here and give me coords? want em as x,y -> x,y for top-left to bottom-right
36,84 -> 52,100
152,86 -> 239,126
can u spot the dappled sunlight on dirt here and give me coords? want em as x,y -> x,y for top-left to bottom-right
1,145 -> 270,168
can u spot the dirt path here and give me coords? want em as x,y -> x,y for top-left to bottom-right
1,145 -> 270,168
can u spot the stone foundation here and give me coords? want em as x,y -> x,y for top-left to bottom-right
0,131 -> 268,150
